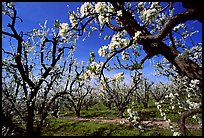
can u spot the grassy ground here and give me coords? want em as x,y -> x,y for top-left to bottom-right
42,118 -> 202,136
42,118 -> 173,136
42,101 -> 202,136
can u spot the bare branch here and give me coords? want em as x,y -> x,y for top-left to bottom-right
2,31 -> 16,38
140,54 -> 151,66
159,2 -> 173,13
105,22 -> 125,32
2,48 -> 14,56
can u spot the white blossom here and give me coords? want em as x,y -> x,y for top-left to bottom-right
156,104 -> 161,109
113,72 -> 124,82
121,51 -> 129,60
173,23 -> 185,32
138,125 -> 143,129
98,14 -> 110,27
69,13 -> 77,27
127,108 -> 132,114
133,31 -> 142,44
173,132 -> 181,136
144,9 -> 157,19
117,10 -> 123,17
59,23 -> 69,39
120,121 -> 125,125
121,38 -> 130,46
98,45 -> 108,57
80,2 -> 93,17
95,2 -> 107,13
169,93 -> 174,98
137,2 -> 145,8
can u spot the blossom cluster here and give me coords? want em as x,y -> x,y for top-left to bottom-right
98,45 -> 108,57
80,2 -> 93,17
2,2 -> 15,15
98,30 -> 131,59
125,107 -> 144,131
121,51 -> 130,60
112,72 -> 124,82
137,2 -> 162,25
86,62 -> 103,77
154,74 -> 202,135
58,23 -> 69,39
133,31 -> 142,44
69,13 -> 78,27
73,2 -> 115,28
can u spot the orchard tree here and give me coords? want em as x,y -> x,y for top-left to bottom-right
99,71 -> 142,118
154,74 -> 202,136
82,89 -> 98,111
2,2 -> 202,136
67,2 -> 202,82
150,81 -> 168,103
98,90 -> 114,110
2,78 -> 26,136
134,77 -> 154,108
58,59 -> 95,117
67,2 -> 202,135
2,2 -> 78,136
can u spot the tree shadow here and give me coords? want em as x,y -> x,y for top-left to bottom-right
92,127 -> 117,136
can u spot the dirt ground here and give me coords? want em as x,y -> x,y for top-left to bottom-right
61,116 -> 202,129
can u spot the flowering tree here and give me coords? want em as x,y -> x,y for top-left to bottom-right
98,71 -> 142,118
2,2 -> 202,136
2,2 -> 77,136
67,2 -> 202,82
67,2 -> 202,135
59,60 -> 94,117
154,75 -> 202,136
97,90 -> 114,110
150,81 -> 168,103
82,89 -> 99,111
134,77 -> 153,108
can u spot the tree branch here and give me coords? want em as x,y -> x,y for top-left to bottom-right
140,8 -> 200,43
99,40 -> 133,79
177,108 -> 202,136
105,22 -> 125,32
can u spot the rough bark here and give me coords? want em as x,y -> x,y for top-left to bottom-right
110,2 -> 202,82
142,102 -> 148,109
177,108 -> 202,136
118,108 -> 125,119
76,110 -> 81,118
26,103 -> 35,136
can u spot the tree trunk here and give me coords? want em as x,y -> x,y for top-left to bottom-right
159,43 -> 202,81
177,108 -> 202,136
37,112 -> 48,136
118,108 -> 125,119
75,107 -> 81,118
76,110 -> 80,118
111,2 -> 202,82
85,105 -> 89,111
143,102 -> 148,109
107,102 -> 112,110
26,104 -> 35,136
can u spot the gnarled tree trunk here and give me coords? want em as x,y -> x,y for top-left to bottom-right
110,2 -> 202,82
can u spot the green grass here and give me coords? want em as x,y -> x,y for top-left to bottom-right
42,118 -> 174,136
42,118 -> 202,136
60,100 -> 199,123
60,103 -> 118,119
50,100 -> 202,136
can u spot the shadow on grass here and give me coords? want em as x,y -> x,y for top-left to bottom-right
92,127 -> 117,136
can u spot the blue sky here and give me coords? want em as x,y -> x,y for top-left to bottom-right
2,2 -> 202,84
